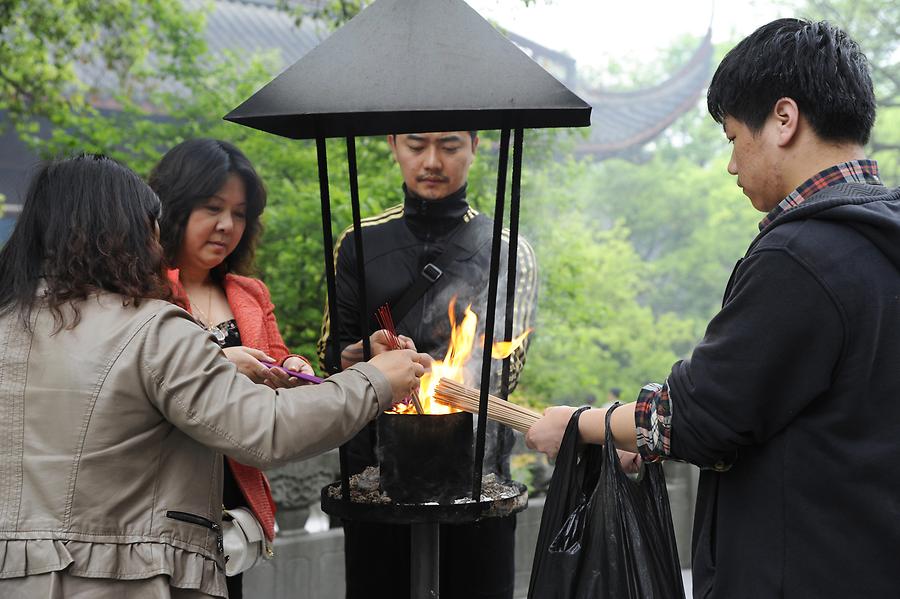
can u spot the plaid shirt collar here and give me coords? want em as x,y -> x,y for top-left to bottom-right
759,160 -> 882,230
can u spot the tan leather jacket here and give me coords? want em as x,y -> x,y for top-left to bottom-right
0,294 -> 391,597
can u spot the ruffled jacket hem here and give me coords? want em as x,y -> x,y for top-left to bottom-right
0,538 -> 226,598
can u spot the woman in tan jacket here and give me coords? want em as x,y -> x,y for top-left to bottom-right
0,154 -> 430,598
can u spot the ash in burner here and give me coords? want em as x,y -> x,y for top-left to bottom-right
327,468 -> 521,504
327,467 -> 392,504
453,474 -> 520,503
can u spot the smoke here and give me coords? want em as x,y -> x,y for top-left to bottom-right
422,235 -> 536,396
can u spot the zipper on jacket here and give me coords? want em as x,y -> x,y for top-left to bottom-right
166,510 -> 223,554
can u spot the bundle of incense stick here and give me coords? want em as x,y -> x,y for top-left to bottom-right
375,304 -> 424,415
434,378 -> 541,433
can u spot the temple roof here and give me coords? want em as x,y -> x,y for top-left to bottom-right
68,0 -> 712,153
577,30 -> 714,158
0,0 -> 715,243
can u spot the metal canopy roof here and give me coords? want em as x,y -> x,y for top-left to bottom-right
224,0 -> 592,138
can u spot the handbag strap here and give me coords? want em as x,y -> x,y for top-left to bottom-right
391,214 -> 487,323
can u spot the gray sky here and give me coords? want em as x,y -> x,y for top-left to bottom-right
466,0 -> 789,69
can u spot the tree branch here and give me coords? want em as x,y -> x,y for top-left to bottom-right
0,68 -> 34,104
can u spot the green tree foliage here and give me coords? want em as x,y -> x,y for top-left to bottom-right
791,0 -> 900,185
514,160 -> 699,402
6,0 -> 899,408
0,0 -> 204,142
510,135 -> 758,403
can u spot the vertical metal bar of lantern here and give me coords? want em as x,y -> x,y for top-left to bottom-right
473,128 -> 511,501
317,137 -> 350,499
346,137 -> 371,362
500,129 -> 524,401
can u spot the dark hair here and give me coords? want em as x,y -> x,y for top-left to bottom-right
0,154 -> 171,329
707,18 -> 875,145
148,139 -> 267,278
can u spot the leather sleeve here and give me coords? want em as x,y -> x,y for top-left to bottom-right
138,306 -> 392,468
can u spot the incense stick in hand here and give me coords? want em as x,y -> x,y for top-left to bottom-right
376,304 -> 425,414
434,378 -> 541,433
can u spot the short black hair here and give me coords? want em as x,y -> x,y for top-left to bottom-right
148,139 -> 267,278
0,154 -> 170,329
707,18 -> 875,145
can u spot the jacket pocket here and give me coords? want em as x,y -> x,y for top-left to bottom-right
166,510 -> 223,554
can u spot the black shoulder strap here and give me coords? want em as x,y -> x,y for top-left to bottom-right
391,214 -> 487,324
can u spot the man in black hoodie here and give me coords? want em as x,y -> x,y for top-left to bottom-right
527,18 -> 900,597
318,131 -> 537,599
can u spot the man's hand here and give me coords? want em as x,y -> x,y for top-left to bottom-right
371,329 -> 416,354
341,329 -> 418,370
526,406 -> 643,464
617,450 -> 642,474
525,406 -> 578,461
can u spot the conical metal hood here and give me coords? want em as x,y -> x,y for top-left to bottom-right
224,0 -> 591,138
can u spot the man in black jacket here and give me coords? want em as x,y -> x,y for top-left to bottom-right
526,18 -> 900,597
318,130 -> 537,599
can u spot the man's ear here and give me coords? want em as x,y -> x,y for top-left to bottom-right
773,97 -> 800,147
471,134 -> 479,154
387,134 -> 399,159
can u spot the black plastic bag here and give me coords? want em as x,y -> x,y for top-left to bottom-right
528,404 -> 685,599
528,406 -> 600,599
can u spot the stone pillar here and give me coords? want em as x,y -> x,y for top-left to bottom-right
266,449 -> 342,532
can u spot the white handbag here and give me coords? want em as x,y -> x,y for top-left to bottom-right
222,507 -> 274,576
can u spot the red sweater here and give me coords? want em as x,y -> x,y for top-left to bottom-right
167,269 -> 300,541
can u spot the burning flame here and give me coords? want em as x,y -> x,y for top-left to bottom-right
487,328 -> 533,359
390,297 -> 533,415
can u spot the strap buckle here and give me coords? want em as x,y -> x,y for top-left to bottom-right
421,263 -> 443,283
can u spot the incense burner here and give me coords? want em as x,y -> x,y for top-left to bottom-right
376,411 -> 474,504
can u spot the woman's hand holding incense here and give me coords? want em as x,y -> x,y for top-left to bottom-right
369,349 -> 432,404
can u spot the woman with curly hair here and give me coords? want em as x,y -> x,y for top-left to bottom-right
0,154 -> 429,598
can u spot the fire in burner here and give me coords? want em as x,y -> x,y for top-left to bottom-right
390,297 -> 531,415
